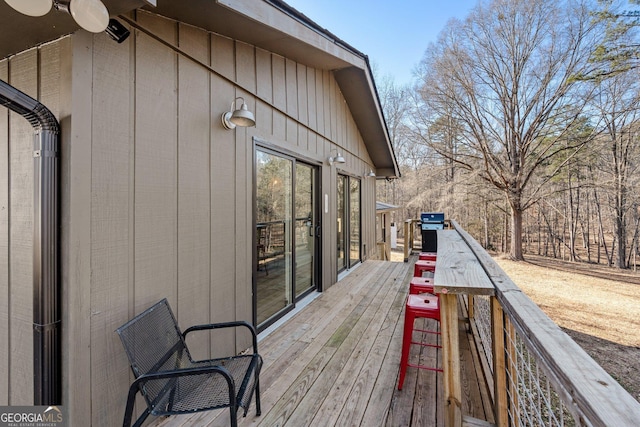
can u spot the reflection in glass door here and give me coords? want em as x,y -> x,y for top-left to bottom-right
350,179 -> 361,266
255,149 -> 319,329
337,175 -> 347,272
295,163 -> 316,299
255,151 -> 292,326
337,174 -> 361,274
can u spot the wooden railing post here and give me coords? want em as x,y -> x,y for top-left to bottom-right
404,219 -> 417,262
491,296 -> 508,427
410,220 -> 415,253
403,220 -> 410,262
441,293 -> 462,427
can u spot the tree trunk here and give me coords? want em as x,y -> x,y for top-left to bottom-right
483,200 -> 490,249
507,191 -> 524,260
511,208 -> 524,260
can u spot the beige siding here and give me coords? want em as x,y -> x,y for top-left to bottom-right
209,32 -> 237,357
134,13 -> 179,311
0,9 -> 382,425
256,48 -> 273,137
9,49 -> 38,405
87,28 -> 132,426
62,31 -> 93,425
234,39 -> 255,351
177,22 -> 212,360
0,59 -> 8,406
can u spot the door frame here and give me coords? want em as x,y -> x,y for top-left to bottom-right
252,139 -> 322,331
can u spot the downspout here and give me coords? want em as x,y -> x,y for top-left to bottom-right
0,79 -> 61,405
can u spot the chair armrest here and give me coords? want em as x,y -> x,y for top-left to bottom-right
183,321 -> 259,355
123,365 -> 236,427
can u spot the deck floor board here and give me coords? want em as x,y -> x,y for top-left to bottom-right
151,259 -> 492,427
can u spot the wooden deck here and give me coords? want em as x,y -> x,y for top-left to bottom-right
152,259 -> 493,427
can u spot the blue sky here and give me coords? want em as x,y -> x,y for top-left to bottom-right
285,0 -> 477,86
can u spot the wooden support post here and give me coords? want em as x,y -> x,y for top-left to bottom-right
491,296 -> 508,427
404,220 -> 410,262
441,293 -> 462,427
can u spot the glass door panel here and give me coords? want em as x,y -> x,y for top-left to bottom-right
337,175 -> 347,273
294,163 -> 315,299
255,151 -> 292,325
350,178 -> 361,267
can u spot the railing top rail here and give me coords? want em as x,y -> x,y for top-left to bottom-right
450,219 -> 640,426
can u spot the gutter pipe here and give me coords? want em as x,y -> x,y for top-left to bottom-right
0,79 -> 61,405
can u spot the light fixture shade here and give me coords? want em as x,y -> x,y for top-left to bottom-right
367,169 -> 376,177
222,98 -> 255,129
230,103 -> 256,127
4,0 -> 52,16
334,153 -> 346,163
70,0 -> 109,33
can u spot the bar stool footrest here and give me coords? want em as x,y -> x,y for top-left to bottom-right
413,328 -> 440,335
410,341 -> 442,349
407,363 -> 443,372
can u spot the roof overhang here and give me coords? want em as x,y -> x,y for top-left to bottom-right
376,201 -> 400,213
0,0 -> 400,178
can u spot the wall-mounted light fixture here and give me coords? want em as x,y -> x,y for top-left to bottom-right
4,0 -> 110,33
221,97 -> 256,130
327,149 -> 346,165
364,169 -> 376,178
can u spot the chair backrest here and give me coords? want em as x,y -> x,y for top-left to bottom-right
116,299 -> 192,404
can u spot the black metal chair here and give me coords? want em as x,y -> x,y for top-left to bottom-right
116,299 -> 262,427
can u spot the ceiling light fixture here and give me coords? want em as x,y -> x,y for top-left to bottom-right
5,0 -> 111,33
54,0 -> 109,33
4,0 -> 52,16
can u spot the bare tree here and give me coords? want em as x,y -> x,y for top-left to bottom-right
589,68 -> 640,267
375,73 -> 414,224
413,0 -> 600,260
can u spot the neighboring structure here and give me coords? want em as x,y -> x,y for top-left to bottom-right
376,201 -> 400,260
0,0 -> 399,425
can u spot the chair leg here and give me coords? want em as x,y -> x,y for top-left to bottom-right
255,378 -> 262,416
397,310 -> 415,390
230,407 -> 238,427
123,382 -> 150,427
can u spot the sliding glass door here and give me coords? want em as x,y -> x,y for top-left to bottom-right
337,174 -> 361,274
255,149 -> 319,329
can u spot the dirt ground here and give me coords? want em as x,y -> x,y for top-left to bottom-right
493,253 -> 640,403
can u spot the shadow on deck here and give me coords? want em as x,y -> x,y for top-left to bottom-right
152,258 -> 493,427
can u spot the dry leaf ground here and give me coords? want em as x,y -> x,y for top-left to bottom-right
493,254 -> 640,402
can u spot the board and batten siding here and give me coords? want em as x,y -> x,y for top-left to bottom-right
0,55 -> 8,408
0,9 -> 380,425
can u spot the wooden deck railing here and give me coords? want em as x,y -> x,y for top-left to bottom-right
448,220 -> 640,426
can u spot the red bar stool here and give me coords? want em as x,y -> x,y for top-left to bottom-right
419,252 -> 437,261
397,293 -> 442,390
409,276 -> 434,294
413,259 -> 436,277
